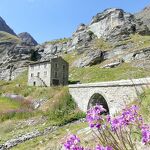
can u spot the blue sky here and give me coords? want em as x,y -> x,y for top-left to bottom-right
0,0 -> 150,43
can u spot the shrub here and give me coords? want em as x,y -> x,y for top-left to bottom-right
45,88 -> 85,125
94,38 -> 113,51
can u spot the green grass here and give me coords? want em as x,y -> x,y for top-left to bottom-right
0,71 -> 36,97
69,63 -> 150,83
94,38 -> 113,51
116,34 -> 150,50
139,89 -> 150,122
0,97 -> 21,113
129,34 -> 150,49
0,31 -> 20,43
44,37 -> 70,45
43,87 -> 85,126
62,51 -> 80,65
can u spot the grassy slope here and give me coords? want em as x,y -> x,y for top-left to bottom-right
0,97 -> 21,113
69,63 -> 150,83
0,31 -> 20,43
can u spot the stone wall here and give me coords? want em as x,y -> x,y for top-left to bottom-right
69,78 -> 150,115
28,61 -> 51,87
28,57 -> 69,87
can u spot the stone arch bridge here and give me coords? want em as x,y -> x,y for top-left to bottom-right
69,78 -> 150,115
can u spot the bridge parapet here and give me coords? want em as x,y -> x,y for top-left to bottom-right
69,78 -> 150,88
69,77 -> 150,115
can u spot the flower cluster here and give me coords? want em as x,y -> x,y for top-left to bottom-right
110,105 -> 143,131
63,104 -> 150,150
86,105 -> 106,128
96,145 -> 113,150
141,124 -> 150,144
64,134 -> 84,150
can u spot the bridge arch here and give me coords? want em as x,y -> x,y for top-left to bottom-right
87,93 -> 109,114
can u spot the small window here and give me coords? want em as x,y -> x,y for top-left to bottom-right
63,65 -> 65,71
31,66 -> 34,70
44,71 -> 47,77
54,72 -> 58,78
37,72 -> 40,77
44,64 -> 47,68
33,81 -> 36,86
55,63 -> 58,69
31,73 -> 33,77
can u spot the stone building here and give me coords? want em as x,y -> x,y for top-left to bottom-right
28,57 -> 69,86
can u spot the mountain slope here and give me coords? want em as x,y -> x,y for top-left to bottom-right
18,32 -> 38,46
0,16 -> 16,35
135,5 -> 150,30
0,31 -> 20,43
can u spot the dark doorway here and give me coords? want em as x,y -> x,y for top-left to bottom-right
52,79 -> 59,86
33,81 -> 36,86
87,93 -> 109,114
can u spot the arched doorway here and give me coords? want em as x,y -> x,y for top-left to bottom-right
87,93 -> 109,114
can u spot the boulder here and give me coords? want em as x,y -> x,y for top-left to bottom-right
73,50 -> 103,67
101,60 -> 122,68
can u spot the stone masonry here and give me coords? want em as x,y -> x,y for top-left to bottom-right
69,78 -> 150,115
28,57 -> 69,87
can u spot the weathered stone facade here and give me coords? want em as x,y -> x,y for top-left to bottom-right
28,57 -> 68,87
69,78 -> 150,115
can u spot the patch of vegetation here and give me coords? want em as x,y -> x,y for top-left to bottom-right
94,38 -> 113,51
116,34 -> 150,50
45,37 -> 70,45
69,63 -> 150,83
0,31 -> 20,43
139,89 -> 150,122
44,87 -> 85,126
0,71 -> 36,97
129,34 -> 150,49
62,51 -> 80,66
0,111 -> 39,122
0,97 -> 22,113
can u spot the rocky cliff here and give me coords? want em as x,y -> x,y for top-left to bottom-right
135,6 -> 150,30
0,32 -> 39,80
39,8 -> 150,68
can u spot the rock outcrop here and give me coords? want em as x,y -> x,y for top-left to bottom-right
73,50 -> 103,67
0,32 -> 39,80
0,17 -> 39,80
40,8 -> 150,61
135,5 -> 150,30
18,32 -> 38,46
0,16 -> 16,35
88,8 -> 149,41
